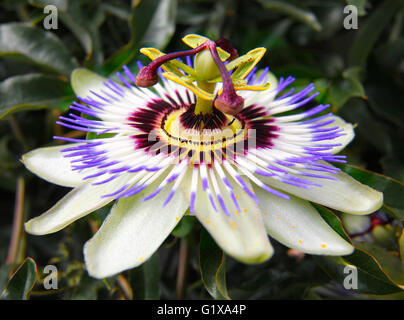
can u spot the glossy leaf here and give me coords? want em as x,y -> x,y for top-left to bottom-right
199,229 -> 230,300
102,0 -> 177,74
70,274 -> 105,300
129,253 -> 160,300
0,264 -> 13,294
338,99 -> 391,154
315,248 -> 401,294
314,205 -> 352,243
353,241 -> 404,288
141,0 -> 177,49
349,0 -> 404,68
0,23 -> 78,76
346,0 -> 367,16
30,0 -> 105,68
0,73 -> 74,119
329,67 -> 365,109
171,215 -> 196,238
258,0 -> 322,31
1,257 -> 38,300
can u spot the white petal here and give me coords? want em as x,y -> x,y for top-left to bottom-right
255,188 -> 353,255
84,178 -> 189,279
22,144 -> 85,188
181,170 -> 273,264
259,163 -> 383,215
24,175 -> 129,235
71,68 -> 107,97
328,115 -> 354,154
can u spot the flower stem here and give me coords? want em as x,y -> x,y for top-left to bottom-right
117,274 -> 133,300
176,236 -> 189,299
6,176 -> 25,265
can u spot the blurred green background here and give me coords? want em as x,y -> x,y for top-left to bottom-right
0,0 -> 404,300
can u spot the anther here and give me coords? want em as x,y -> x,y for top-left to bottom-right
207,42 -> 244,115
136,44 -> 210,87
136,67 -> 158,87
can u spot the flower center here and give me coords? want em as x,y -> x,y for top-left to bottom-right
130,35 -> 276,164
160,107 -> 246,164
129,98 -> 278,165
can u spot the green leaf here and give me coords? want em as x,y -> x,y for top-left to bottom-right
1,257 -> 38,300
329,67 -> 365,109
315,249 -> 401,294
400,229 -> 404,263
314,205 -> 352,243
258,0 -> 322,31
338,99 -> 391,154
344,248 -> 402,293
129,252 -> 160,300
376,38 -> 404,72
171,215 -> 196,238
349,0 -> 404,69
365,72 -> 404,128
354,241 -> 404,288
30,0 -> 106,68
336,163 -> 404,219
70,273 -> 105,300
101,2 -> 132,20
0,22 -> 78,76
329,78 -> 365,109
102,0 -> 177,75
0,73 -> 74,119
199,229 -> 230,300
29,0 -> 68,10
346,0 -> 367,16
0,264 -> 14,294
141,0 -> 177,49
